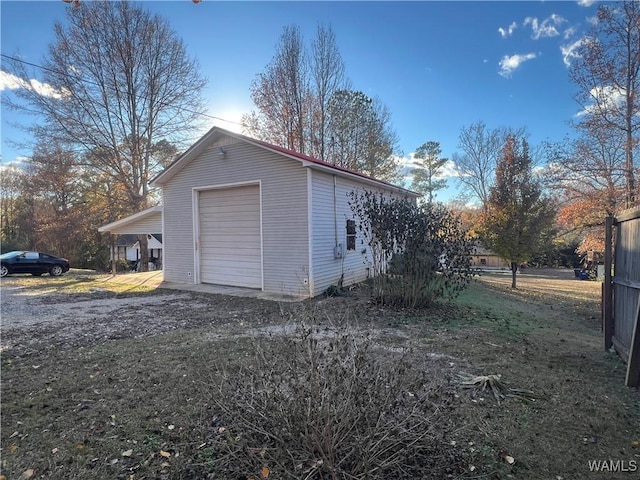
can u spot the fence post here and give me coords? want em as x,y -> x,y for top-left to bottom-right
603,215 -> 614,351
625,292 -> 640,387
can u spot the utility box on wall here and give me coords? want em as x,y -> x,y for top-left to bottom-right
333,244 -> 343,259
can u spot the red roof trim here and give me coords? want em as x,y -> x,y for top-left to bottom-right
231,130 -> 417,195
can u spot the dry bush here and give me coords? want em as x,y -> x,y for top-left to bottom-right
349,190 -> 476,308
203,320 -> 462,479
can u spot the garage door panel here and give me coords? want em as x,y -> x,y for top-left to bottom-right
201,250 -> 261,262
199,185 -> 262,289
200,223 -> 260,232
202,262 -> 261,274
201,234 -> 260,245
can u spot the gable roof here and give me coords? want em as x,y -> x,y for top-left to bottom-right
150,126 -> 418,196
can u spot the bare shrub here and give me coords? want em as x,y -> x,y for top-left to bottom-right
349,190 -> 476,308
203,320 -> 462,479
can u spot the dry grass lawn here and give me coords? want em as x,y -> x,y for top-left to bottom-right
1,268 -> 638,479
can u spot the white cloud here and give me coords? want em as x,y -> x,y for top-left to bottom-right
498,53 -> 537,77
0,70 -> 64,99
577,85 -> 626,117
398,153 -> 460,180
524,14 -> 567,39
498,21 -> 518,38
563,25 -> 578,40
560,38 -> 587,67
577,0 -> 597,7
0,157 -> 29,172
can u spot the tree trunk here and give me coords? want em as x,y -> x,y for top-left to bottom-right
138,234 -> 149,272
111,235 -> 116,275
511,261 -> 518,289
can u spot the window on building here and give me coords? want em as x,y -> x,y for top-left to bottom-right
480,258 -> 487,266
346,219 -> 356,251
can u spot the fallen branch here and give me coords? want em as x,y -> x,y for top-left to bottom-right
457,373 -> 543,403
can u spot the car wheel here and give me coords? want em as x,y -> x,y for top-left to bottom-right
50,265 -> 64,276
0,265 -> 8,277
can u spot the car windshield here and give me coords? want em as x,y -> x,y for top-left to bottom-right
0,251 -> 25,260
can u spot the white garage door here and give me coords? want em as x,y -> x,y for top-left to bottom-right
199,185 -> 262,288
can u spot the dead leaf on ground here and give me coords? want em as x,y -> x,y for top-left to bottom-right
505,455 -> 515,464
261,466 -> 270,478
20,469 -> 34,479
122,449 -> 133,457
160,450 -> 171,458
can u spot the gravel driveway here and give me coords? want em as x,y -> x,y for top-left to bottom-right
0,275 -> 288,357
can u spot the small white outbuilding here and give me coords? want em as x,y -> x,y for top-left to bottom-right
99,127 -> 417,298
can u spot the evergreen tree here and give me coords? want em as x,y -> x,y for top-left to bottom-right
411,141 -> 448,204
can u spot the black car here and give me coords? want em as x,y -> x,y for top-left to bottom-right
0,251 -> 71,277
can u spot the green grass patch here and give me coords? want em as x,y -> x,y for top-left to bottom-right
1,272 -> 160,297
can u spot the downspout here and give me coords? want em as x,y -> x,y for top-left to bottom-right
333,174 -> 344,289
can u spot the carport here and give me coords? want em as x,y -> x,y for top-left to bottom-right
98,206 -> 163,274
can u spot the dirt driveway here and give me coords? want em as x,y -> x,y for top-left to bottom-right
0,272 -> 289,356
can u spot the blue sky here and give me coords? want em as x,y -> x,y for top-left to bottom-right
1,0 -> 599,200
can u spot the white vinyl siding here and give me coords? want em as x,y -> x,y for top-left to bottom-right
161,135 -> 310,297
121,214 -> 161,234
198,185 -> 262,288
98,208 -> 162,235
310,171 -> 376,295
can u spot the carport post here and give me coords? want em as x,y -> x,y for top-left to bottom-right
110,234 -> 117,276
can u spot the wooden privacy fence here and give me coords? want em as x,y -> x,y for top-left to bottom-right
603,206 -> 640,387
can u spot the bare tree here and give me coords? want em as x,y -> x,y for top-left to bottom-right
453,121 -> 525,210
570,0 -> 640,207
4,1 -> 207,269
543,119 -> 629,252
243,25 -> 398,181
244,26 -> 310,153
309,25 -> 349,160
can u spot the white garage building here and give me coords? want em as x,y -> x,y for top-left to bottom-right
99,127 -> 416,298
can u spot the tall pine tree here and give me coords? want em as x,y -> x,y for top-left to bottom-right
480,135 -> 555,288
411,141 -> 448,204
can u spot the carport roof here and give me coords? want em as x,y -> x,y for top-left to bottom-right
98,206 -> 162,235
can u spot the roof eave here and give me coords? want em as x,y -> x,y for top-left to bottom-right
299,160 -> 419,197
98,206 -> 163,233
